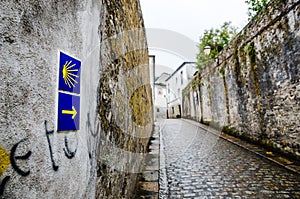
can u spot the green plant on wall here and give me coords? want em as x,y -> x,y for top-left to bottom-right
246,42 -> 256,66
191,78 -> 198,90
196,22 -> 237,70
245,0 -> 270,19
104,154 -> 110,165
219,66 -> 225,76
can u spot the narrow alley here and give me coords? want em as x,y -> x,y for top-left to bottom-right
1,0 -> 300,198
159,119 -> 300,198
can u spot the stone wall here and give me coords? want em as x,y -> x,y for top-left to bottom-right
98,0 -> 153,198
0,0 -> 151,198
183,0 -> 300,160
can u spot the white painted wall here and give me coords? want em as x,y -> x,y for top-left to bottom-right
166,62 -> 197,103
155,86 -> 167,108
0,1 -> 101,198
154,85 -> 167,118
165,62 -> 197,117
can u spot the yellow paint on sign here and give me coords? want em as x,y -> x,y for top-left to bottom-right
62,60 -> 79,88
0,146 -> 10,176
62,106 -> 77,119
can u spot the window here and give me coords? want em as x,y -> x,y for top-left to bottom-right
176,77 -> 178,84
180,71 -> 183,85
172,107 -> 174,114
178,88 -> 180,97
157,108 -> 160,112
168,84 -> 170,93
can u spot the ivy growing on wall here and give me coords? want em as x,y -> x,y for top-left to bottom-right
245,0 -> 270,19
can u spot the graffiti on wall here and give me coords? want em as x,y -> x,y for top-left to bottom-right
0,139 -> 32,196
0,120 -> 79,196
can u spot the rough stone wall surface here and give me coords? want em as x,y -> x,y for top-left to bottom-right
183,91 -> 191,118
201,78 -> 213,122
97,0 -> 152,198
210,68 -> 227,126
182,0 -> 300,160
0,0 -> 151,198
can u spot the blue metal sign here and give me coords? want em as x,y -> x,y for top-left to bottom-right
57,92 -> 80,131
58,52 -> 81,94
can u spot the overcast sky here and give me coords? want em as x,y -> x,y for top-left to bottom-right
140,0 -> 249,42
140,0 -> 250,75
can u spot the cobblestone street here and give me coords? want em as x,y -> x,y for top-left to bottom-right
159,119 -> 300,198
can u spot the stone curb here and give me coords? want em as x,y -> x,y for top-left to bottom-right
136,125 -> 160,199
181,118 -> 300,176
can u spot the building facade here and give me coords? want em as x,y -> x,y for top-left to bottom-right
154,73 -> 169,119
165,62 -> 197,118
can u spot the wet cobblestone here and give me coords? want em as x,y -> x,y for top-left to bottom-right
160,119 -> 300,198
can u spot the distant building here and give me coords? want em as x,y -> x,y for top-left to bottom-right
154,73 -> 169,119
149,55 -> 155,118
165,62 -> 197,118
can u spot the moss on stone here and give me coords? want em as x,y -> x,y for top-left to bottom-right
97,0 -> 151,197
129,85 -> 152,127
247,42 -> 266,136
232,35 -> 243,89
209,120 -> 222,130
123,50 -> 147,71
219,66 -> 225,76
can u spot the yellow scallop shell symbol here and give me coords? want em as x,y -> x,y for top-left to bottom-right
0,146 -> 10,176
62,60 -> 79,88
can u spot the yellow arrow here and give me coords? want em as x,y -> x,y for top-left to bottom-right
62,106 -> 77,119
